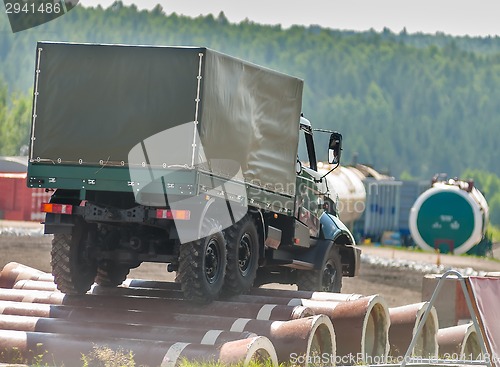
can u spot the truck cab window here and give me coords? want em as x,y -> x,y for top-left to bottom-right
297,130 -> 309,166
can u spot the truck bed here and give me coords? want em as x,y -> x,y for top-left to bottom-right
28,42 -> 303,213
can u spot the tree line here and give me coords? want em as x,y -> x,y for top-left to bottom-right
0,81 -> 31,156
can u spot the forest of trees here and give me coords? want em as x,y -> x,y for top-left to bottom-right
1,1 -> 500,224
0,80 -> 31,157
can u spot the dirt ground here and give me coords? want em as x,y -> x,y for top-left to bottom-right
1,222 -> 499,307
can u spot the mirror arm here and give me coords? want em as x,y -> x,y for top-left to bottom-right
314,162 -> 340,183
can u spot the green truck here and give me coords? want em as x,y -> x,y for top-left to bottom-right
27,42 -> 360,302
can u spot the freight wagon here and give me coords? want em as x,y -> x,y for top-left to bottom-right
0,156 -> 51,221
325,164 -> 491,254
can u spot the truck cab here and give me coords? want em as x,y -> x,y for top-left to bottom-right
253,116 -> 360,292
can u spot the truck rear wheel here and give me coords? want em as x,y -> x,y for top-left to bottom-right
178,218 -> 227,303
297,246 -> 342,293
223,215 -> 259,295
95,262 -> 130,287
51,220 -> 97,294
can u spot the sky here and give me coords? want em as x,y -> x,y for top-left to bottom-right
78,0 -> 500,37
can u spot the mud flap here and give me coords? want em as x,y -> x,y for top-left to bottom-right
319,212 -> 361,276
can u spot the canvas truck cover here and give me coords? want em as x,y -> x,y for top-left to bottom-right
29,42 -> 303,196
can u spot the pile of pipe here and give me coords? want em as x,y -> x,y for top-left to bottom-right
0,262 -> 480,366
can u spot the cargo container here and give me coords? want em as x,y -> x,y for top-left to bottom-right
354,178 -> 402,240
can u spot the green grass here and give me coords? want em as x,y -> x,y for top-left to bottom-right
81,346 -> 135,367
78,346 -> 284,367
488,224 -> 500,243
365,230 -> 498,260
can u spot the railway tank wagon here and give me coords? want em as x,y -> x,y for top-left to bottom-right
318,164 -> 366,229
409,178 -> 489,254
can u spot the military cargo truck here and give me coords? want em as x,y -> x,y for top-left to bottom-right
27,42 -> 360,301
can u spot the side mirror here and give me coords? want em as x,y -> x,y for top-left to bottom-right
328,132 -> 342,164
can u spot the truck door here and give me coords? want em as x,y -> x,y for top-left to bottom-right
295,121 -> 323,238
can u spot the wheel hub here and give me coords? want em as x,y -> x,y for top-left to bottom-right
205,238 -> 220,284
238,233 -> 252,275
321,263 -> 337,292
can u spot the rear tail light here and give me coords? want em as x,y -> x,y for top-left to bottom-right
156,209 -> 191,220
41,203 -> 73,214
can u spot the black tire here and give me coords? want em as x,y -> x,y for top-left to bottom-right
51,220 -> 97,294
223,215 -> 259,295
178,218 -> 227,303
95,262 -> 130,287
297,246 -> 342,293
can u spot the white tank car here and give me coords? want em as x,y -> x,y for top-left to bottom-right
318,163 -> 366,228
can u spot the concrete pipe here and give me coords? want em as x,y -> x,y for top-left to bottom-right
227,314 -> 336,365
0,300 -> 332,365
218,336 -> 278,367
123,278 -> 182,290
0,299 -> 264,328
0,330 -> 277,366
124,278 -> 364,302
225,294 -> 306,307
161,336 -> 279,367
0,299 -> 304,333
68,293 -> 313,321
0,314 -> 256,345
0,300 -> 62,318
96,284 -> 362,306
91,283 -> 184,299
302,295 -> 390,364
250,287 -> 364,302
100,285 -> 360,307
389,302 -> 439,358
0,288 -> 312,321
13,280 -> 179,297
250,314 -> 336,366
99,285 -> 302,306
0,262 -> 53,289
0,288 -> 64,304
13,280 -> 58,292
437,323 -> 481,360
0,329 -> 202,366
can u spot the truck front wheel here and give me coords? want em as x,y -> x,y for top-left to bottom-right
51,220 -> 97,294
178,218 -> 227,303
297,246 -> 342,293
223,215 -> 259,295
